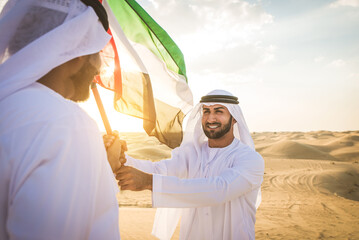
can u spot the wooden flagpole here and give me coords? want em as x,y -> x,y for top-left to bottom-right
91,82 -> 112,134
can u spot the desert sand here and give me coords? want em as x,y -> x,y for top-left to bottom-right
116,131 -> 359,239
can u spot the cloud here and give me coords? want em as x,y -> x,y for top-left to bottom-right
349,73 -> 359,79
144,0 -> 274,76
142,2 -> 272,46
329,0 -> 359,8
140,0 -> 202,35
146,0 -> 273,36
330,59 -> 346,67
138,0 -> 275,85
314,56 -> 324,63
189,42 -> 276,73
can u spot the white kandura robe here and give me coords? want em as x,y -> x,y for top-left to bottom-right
126,137 -> 264,240
0,83 -> 120,240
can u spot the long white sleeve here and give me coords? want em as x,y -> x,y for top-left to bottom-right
125,148 -> 189,178
152,153 -> 264,208
125,155 -> 169,175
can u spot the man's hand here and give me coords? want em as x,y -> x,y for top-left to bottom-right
116,166 -> 153,191
103,131 -> 127,174
103,131 -> 127,150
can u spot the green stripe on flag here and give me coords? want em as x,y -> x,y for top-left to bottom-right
107,0 -> 187,81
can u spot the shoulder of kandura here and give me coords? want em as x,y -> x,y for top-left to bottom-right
232,141 -> 264,165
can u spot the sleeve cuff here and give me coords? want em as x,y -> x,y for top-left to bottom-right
152,174 -> 162,207
124,154 -> 134,166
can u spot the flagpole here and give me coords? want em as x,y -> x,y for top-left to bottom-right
91,82 -> 112,134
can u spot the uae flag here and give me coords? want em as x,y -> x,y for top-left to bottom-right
95,0 -> 193,148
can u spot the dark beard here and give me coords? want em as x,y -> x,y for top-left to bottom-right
69,60 -> 98,102
203,115 -> 233,139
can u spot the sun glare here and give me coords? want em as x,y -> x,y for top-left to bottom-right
101,62 -> 115,80
80,86 -> 144,133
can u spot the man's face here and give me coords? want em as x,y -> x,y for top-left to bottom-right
69,53 -> 101,102
202,104 -> 234,139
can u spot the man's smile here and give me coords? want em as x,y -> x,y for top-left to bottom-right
206,123 -> 221,129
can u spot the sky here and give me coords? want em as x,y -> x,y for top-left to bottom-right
82,0 -> 359,133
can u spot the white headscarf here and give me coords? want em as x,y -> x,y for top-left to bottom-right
0,0 -> 111,101
182,89 -> 255,150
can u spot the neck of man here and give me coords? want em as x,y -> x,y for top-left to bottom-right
208,131 -> 235,148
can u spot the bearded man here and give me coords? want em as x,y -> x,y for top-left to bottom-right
0,0 -> 122,239
106,89 -> 264,240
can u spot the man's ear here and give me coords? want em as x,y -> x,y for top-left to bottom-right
232,117 -> 237,124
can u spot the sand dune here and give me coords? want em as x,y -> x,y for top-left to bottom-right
116,131 -> 359,239
257,139 -> 336,160
254,131 -> 359,162
316,168 -> 359,201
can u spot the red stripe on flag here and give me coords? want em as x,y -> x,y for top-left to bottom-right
110,28 -> 122,97
94,0 -> 122,98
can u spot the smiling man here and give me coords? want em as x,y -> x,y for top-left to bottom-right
106,89 -> 264,240
202,104 -> 236,147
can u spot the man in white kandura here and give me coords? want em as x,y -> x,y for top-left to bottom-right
0,0 -> 122,239
106,89 -> 265,240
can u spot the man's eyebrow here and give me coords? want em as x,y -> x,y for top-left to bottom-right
202,106 -> 225,111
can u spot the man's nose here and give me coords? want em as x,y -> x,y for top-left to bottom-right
207,113 -> 217,122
